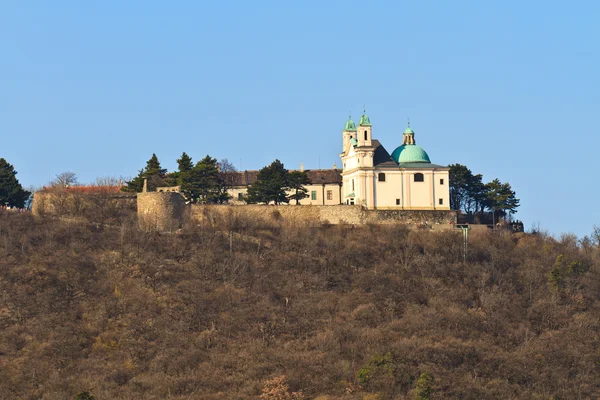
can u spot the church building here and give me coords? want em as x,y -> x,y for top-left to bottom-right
340,111 -> 450,210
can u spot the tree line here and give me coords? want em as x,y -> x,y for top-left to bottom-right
123,154 -> 312,205
449,163 -> 520,220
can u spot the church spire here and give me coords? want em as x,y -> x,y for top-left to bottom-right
359,107 -> 371,126
343,113 -> 357,131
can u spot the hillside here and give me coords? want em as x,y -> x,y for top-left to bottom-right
0,211 -> 599,399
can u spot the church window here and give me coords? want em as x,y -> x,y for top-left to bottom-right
414,173 -> 424,182
439,198 -> 443,205
440,178 -> 444,185
396,199 -> 400,205
364,131 -> 368,140
378,173 -> 386,182
352,179 -> 355,191
327,190 -> 332,200
311,191 -> 317,200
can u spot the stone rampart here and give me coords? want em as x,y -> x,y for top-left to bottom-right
137,192 -> 186,232
32,190 -> 136,217
190,204 -> 456,227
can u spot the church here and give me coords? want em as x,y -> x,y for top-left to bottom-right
340,110 -> 450,210
227,110 -> 450,210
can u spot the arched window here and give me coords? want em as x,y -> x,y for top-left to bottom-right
352,179 -> 355,191
364,131 -> 368,140
414,173 -> 424,182
378,173 -> 386,182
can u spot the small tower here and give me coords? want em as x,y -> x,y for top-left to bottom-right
402,121 -> 416,145
342,114 -> 357,152
357,108 -> 372,147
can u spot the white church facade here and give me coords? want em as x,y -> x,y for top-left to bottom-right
340,111 -> 450,210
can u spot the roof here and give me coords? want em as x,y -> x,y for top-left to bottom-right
344,117 -> 357,131
372,140 -> 398,167
42,185 -> 124,194
391,144 -> 431,163
230,169 -> 342,187
398,162 -> 448,169
359,112 -> 371,126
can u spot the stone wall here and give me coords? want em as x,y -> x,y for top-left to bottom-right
190,204 -> 457,227
137,192 -> 186,232
32,190 -> 137,217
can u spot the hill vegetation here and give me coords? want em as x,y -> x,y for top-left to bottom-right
1,210 -> 599,399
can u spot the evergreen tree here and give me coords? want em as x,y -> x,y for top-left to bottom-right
123,153 -> 167,192
165,152 -> 194,187
448,163 -> 473,211
247,159 -> 289,204
180,155 -> 221,203
485,178 -> 520,219
0,158 -> 31,208
287,170 -> 311,205
176,152 -> 194,173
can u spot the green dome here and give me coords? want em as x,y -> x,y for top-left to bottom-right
344,117 -> 357,131
391,144 -> 431,164
359,111 -> 371,126
404,126 -> 414,134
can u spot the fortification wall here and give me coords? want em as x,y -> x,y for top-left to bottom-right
32,190 -> 136,217
190,204 -> 456,227
137,192 -> 186,232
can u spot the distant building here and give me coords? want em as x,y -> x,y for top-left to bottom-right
227,169 -> 342,205
228,111 -> 450,210
340,111 -> 450,210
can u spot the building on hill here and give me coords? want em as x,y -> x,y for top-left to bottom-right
227,168 -> 343,205
228,111 -> 451,210
340,111 -> 450,210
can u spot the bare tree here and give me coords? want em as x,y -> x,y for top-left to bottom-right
51,172 -> 79,188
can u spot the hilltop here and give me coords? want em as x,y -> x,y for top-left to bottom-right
0,210 -> 598,399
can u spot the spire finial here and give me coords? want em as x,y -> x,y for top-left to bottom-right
407,117 -> 410,127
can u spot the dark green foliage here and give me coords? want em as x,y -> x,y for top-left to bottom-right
449,163 -> 520,218
414,372 -> 433,400
0,158 -> 30,208
123,153 -> 167,192
176,152 -> 194,173
180,155 -> 228,203
287,171 -> 311,205
486,178 -> 520,218
247,159 -> 289,204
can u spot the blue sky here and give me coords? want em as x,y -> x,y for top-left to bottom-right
1,1 -> 598,237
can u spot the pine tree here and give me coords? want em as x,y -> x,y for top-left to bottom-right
247,160 -> 289,205
123,153 -> 167,192
485,178 -> 520,219
176,152 -> 194,173
287,171 -> 311,205
0,158 -> 31,208
180,155 -> 221,203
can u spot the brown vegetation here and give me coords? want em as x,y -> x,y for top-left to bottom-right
0,209 -> 599,399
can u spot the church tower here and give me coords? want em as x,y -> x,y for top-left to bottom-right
357,109 -> 372,147
342,114 -> 357,152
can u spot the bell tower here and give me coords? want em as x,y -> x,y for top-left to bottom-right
342,114 -> 357,152
357,108 -> 372,147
